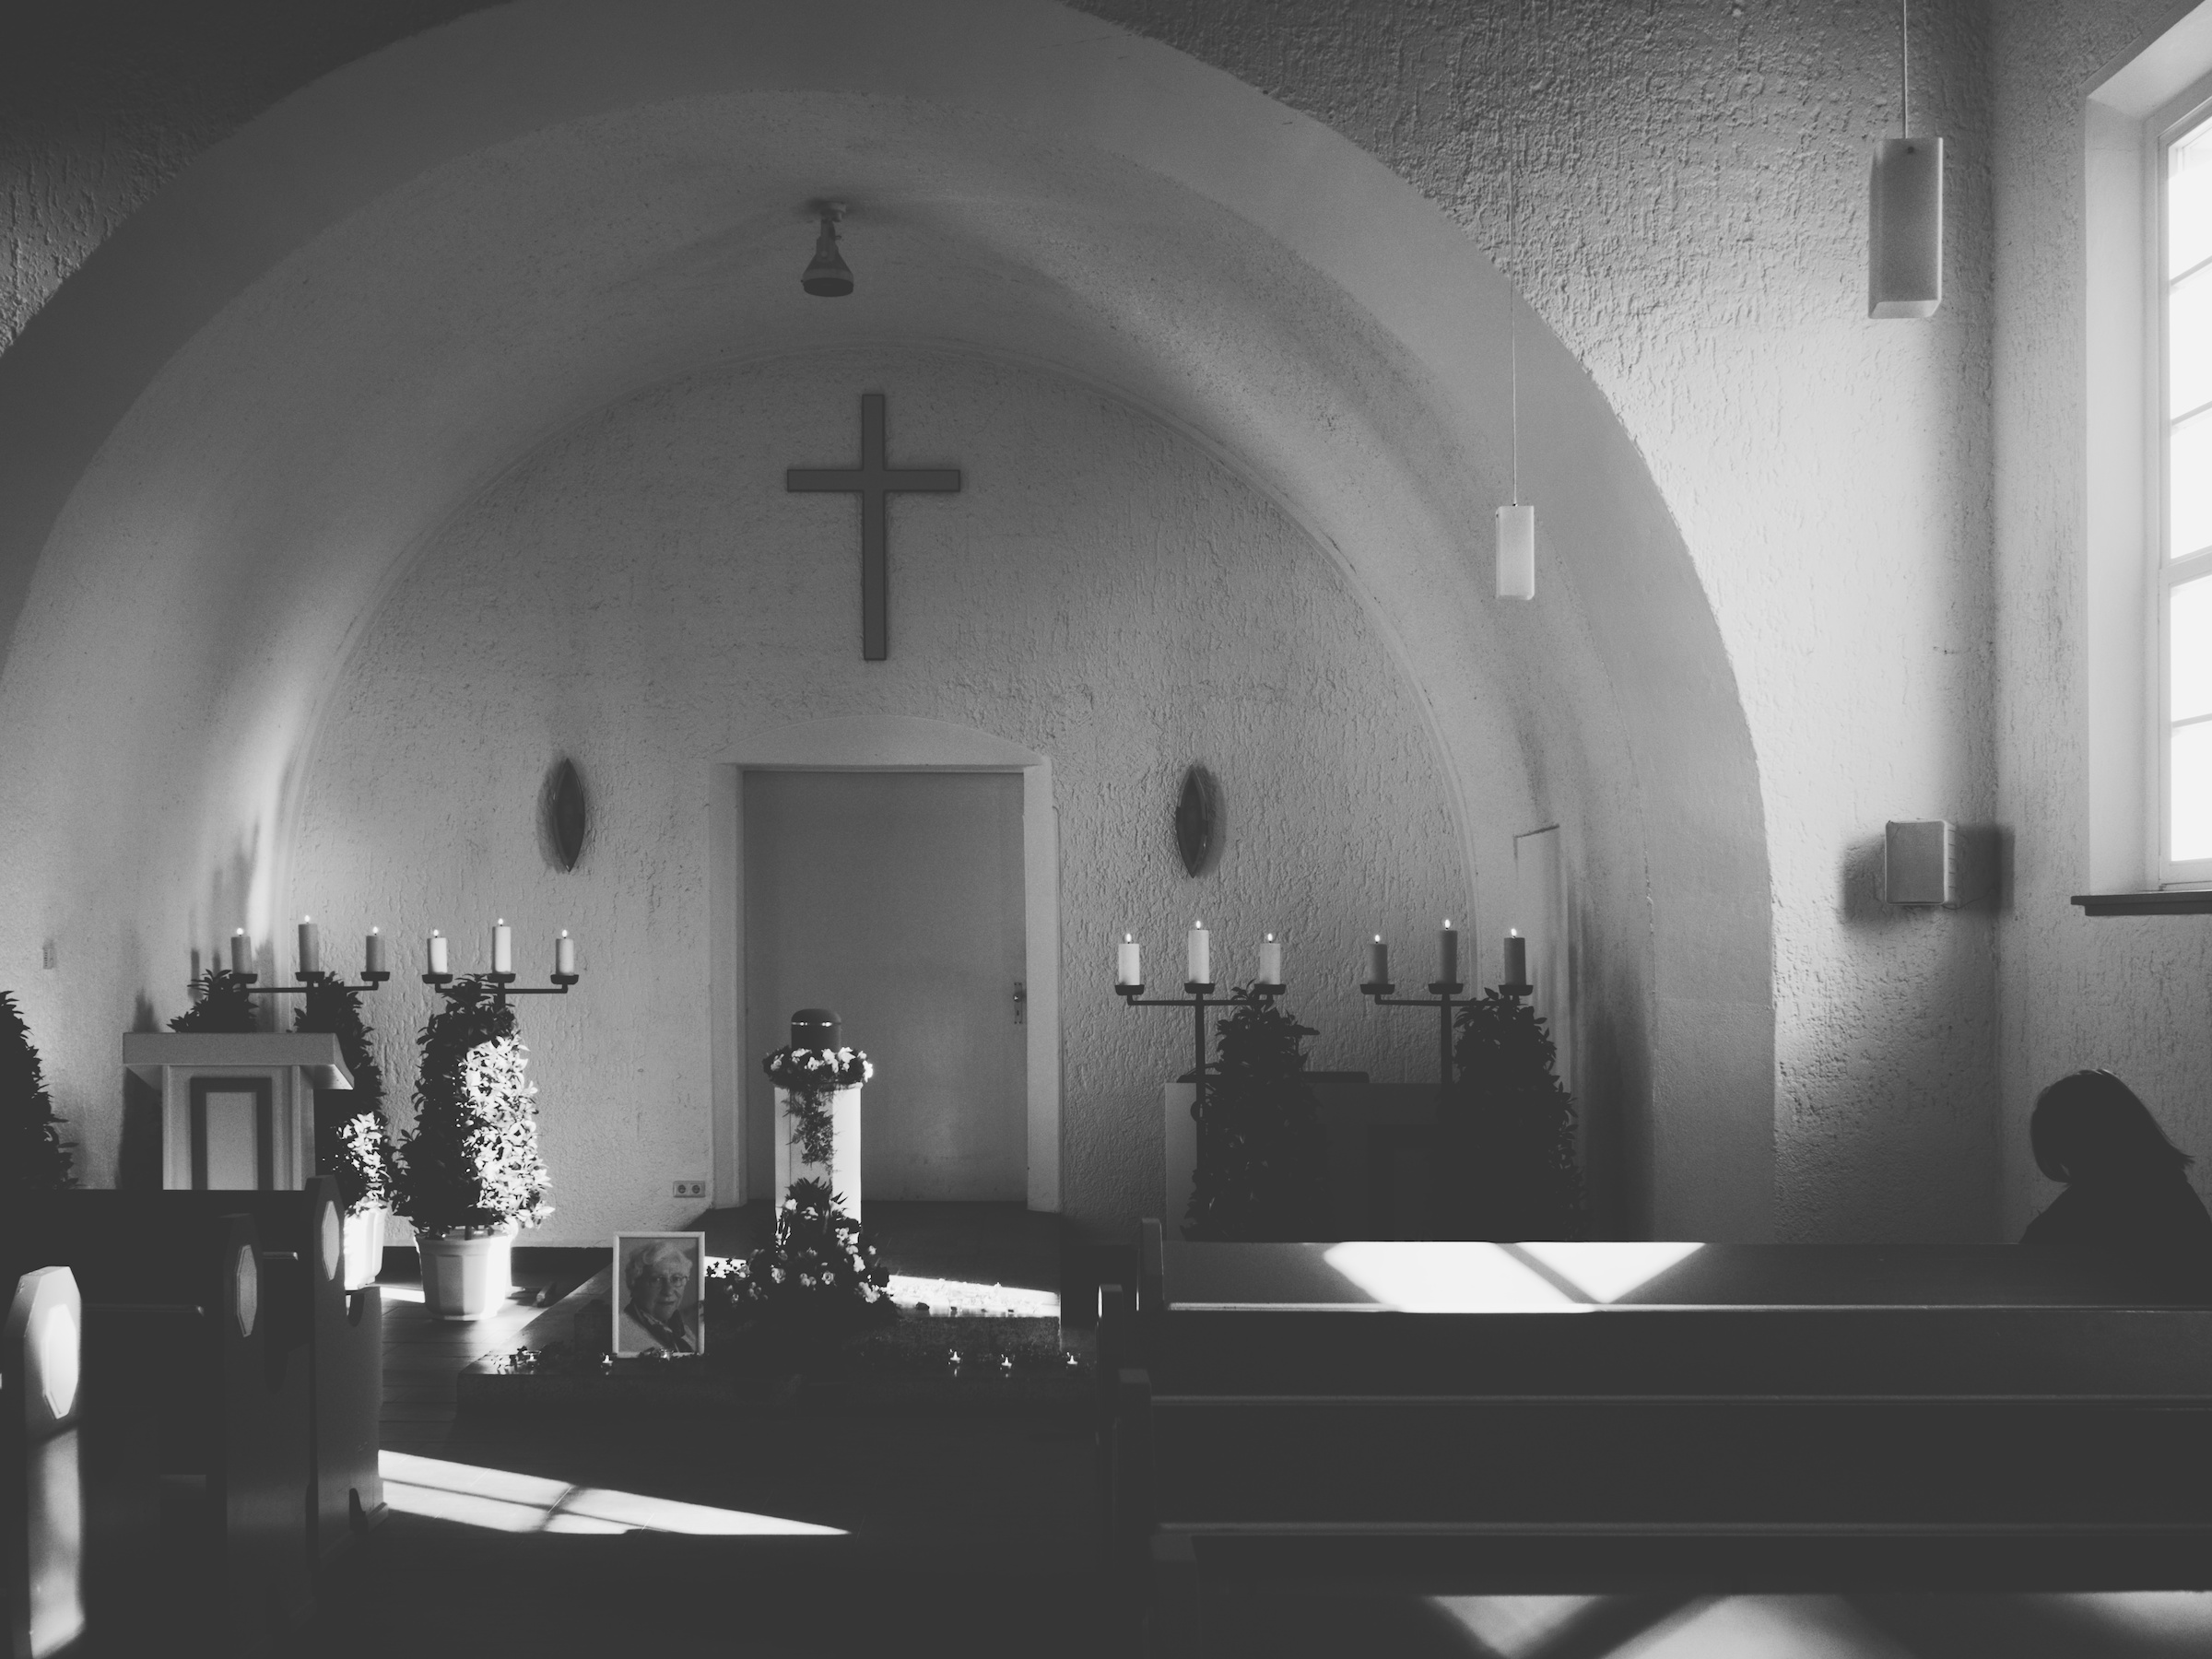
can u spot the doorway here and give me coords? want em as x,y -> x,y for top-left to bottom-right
743,770 -> 1028,1202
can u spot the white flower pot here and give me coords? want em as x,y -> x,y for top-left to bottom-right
418,1230 -> 513,1321
341,1204 -> 389,1291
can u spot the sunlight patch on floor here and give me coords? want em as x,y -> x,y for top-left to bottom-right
381,1451 -> 846,1536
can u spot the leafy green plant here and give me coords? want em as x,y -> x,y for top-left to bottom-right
1438,990 -> 1582,1239
168,968 -> 260,1033
296,979 -> 397,1213
1183,989 -> 1329,1241
394,979 -> 551,1236
0,992 -> 73,1194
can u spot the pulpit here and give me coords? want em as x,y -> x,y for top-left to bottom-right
122,1033 -> 352,1191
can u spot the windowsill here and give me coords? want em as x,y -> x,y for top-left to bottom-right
2071,890 -> 2212,914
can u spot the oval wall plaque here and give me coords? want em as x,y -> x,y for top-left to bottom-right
1175,764 -> 1219,878
548,758 -> 587,871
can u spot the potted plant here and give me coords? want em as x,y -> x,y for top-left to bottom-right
394,979 -> 551,1319
1183,990 -> 1330,1241
168,968 -> 261,1033
297,979 -> 399,1289
0,991 -> 75,1195
1437,990 -> 1582,1239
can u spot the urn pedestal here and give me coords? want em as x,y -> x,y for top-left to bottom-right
773,1085 -> 862,1208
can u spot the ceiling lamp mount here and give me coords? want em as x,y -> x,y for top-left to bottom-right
802,200 -> 853,299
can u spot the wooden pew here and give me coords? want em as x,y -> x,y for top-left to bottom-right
1105,1230 -> 2212,1653
10,1203 -> 311,1656
184,1179 -> 384,1571
3,1266 -> 85,1659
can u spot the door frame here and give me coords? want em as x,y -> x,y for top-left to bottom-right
710,715 -> 1061,1212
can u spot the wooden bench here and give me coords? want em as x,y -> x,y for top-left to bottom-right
1104,1229 -> 2212,1653
9,1202 -> 313,1656
187,1179 -> 385,1570
3,1266 -> 85,1659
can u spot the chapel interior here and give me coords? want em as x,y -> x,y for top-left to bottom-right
5,1 -> 2212,1655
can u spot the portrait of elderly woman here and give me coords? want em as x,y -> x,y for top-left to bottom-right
613,1231 -> 706,1356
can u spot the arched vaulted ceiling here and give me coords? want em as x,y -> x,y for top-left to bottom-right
0,0 -> 1772,1236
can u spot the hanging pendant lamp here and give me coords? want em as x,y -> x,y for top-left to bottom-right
802,203 -> 853,298
1869,0 -> 1942,319
1495,135 -> 1535,601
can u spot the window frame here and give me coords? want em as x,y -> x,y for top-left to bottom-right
2156,77 -> 2212,887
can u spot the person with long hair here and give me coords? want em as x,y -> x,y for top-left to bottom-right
2022,1070 -> 2212,1256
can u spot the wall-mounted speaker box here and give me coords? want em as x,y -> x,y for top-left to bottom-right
1884,819 -> 1958,907
1869,136 -> 1944,320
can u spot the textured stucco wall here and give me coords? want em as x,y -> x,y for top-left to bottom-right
1082,0 -> 2005,1241
1990,1 -> 2212,1237
288,348 -> 1478,1245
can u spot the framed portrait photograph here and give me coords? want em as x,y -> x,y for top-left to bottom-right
611,1231 -> 706,1357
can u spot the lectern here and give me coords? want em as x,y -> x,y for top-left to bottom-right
122,1033 -> 352,1191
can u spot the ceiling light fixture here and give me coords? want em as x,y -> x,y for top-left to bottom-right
1869,0 -> 1943,319
802,202 -> 853,298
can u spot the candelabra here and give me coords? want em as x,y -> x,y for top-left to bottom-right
1113,978 -> 1286,1108
423,968 -> 581,1004
1360,976 -> 1532,1089
237,969 -> 390,998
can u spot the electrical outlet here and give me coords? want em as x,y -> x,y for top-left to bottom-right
672,1180 -> 706,1199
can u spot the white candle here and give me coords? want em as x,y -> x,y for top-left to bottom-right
1503,928 -> 1527,987
493,919 -> 513,975
229,929 -> 250,973
1117,933 -> 1141,987
365,927 -> 385,976
1363,934 -> 1388,986
1440,919 -> 1459,986
556,930 -> 576,976
298,916 -> 320,977
428,930 -> 449,976
1258,933 -> 1283,985
1186,920 -> 1210,986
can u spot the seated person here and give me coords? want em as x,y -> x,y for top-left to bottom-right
2021,1070 -> 2212,1259
617,1238 -> 700,1354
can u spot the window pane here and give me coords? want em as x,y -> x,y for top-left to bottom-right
2171,719 -> 2212,861
2176,263 -> 2212,418
2174,574 -> 2212,722
2174,406 -> 2212,559
2173,119 -> 2212,279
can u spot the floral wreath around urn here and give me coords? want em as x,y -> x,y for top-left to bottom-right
760,1043 -> 873,1168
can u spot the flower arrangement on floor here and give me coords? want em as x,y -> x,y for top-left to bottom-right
760,1042 -> 873,1166
1437,988 -> 1583,1239
1183,988 -> 1329,1241
394,978 -> 552,1236
709,1177 -> 893,1321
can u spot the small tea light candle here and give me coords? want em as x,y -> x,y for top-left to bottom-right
229,929 -> 250,973
492,919 -> 513,975
297,916 -> 320,977
1503,928 -> 1527,986
1117,933 -> 1141,987
428,930 -> 449,976
555,930 -> 576,976
1440,919 -> 1459,986
1363,935 -> 1388,985
1186,920 -> 1210,985
364,927 -> 385,976
1258,932 -> 1283,985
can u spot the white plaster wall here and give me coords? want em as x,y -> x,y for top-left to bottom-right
288,348 -> 1479,1245
1088,0 -> 2004,1241
1990,1 -> 2212,1238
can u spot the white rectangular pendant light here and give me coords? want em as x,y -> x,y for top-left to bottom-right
1496,502 -> 1535,600
1869,135 -> 1944,318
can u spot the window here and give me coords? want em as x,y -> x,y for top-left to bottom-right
2164,101 -> 2212,878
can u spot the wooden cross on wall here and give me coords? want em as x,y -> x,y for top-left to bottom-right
786,393 -> 961,661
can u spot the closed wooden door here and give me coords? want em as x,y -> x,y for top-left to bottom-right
743,770 -> 1027,1202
